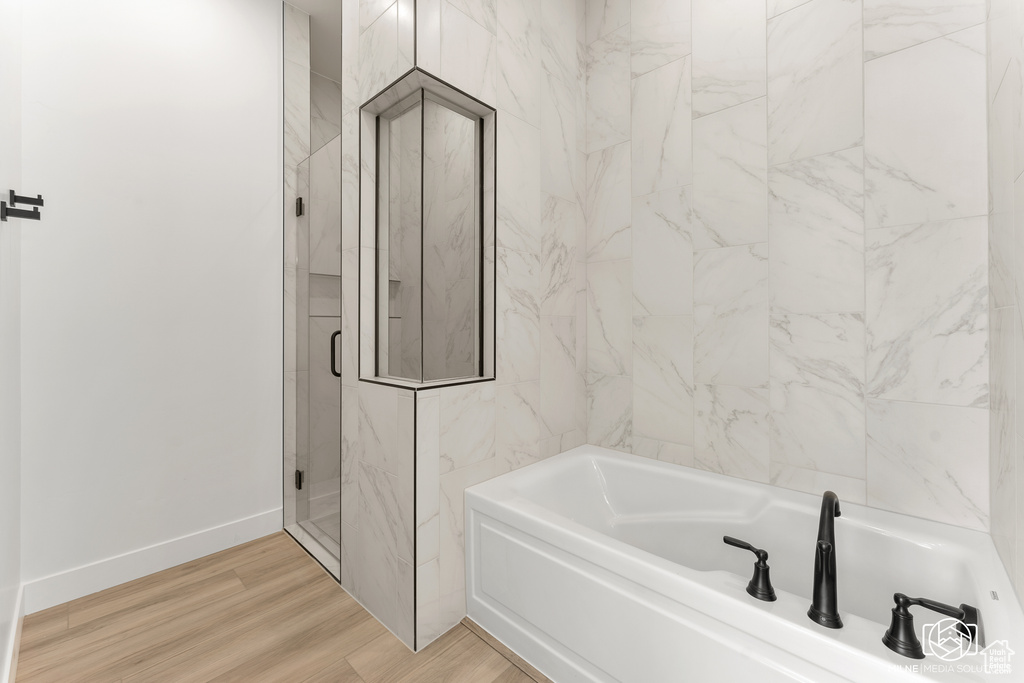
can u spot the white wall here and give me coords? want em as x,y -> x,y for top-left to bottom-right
20,0 -> 284,611
0,0 -> 23,674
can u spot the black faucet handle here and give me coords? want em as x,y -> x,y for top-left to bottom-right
883,593 -> 984,659
723,535 -> 768,563
723,536 -> 776,601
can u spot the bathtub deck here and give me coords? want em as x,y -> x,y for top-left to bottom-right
14,532 -> 537,683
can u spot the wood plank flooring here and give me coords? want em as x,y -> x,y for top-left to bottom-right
15,532 -> 536,683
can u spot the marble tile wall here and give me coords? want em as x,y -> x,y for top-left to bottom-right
410,0 -> 587,650
987,0 -> 1024,608
337,0 -> 418,649
584,0 -> 992,535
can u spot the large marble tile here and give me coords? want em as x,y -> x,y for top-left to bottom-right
353,464 -> 400,633
1016,435 -> 1024,596
768,148 -> 864,314
416,393 -> 441,562
449,0 -> 497,34
694,243 -> 768,387
770,313 -> 865,478
417,0 -> 443,74
342,0 -> 360,115
586,373 -> 633,451
695,384 -> 770,483
693,97 -> 768,249
633,316 -> 694,446
341,386 -> 359,528
497,114 -> 541,254
416,558 -> 442,649
989,64 -> 1016,309
340,250 -> 359,386
541,194 -> 576,317
864,25 -> 987,229
341,112 -> 358,252
541,0 -> 577,86
867,400 -> 989,531
587,259 -> 632,376
398,0 -> 415,70
360,457 -> 409,567
769,463 -> 866,503
866,217 -> 988,408
1016,309 -> 1024,449
284,3 -> 310,68
540,430 -> 585,459
767,0 -> 862,165
440,382 -> 496,473
310,137 -> 342,277
496,248 -> 541,383
633,187 -> 693,316
360,0 -> 394,32
311,73 -> 342,155
768,0 -> 813,16
632,56 -> 692,196
692,0 -> 766,117
309,274 -> 341,317
586,0 -> 629,45
359,3 -> 400,103
441,4 -> 498,103
439,456 -> 509,629
359,381 -> 400,475
497,0 -> 540,127
990,306 -> 1016,575
864,0 -> 986,60
540,72 -> 577,203
497,381 -> 542,469
395,558 -> 415,648
586,26 -> 630,152
284,60 -> 311,169
632,437 -> 695,468
586,142 -> 631,261
1016,177 -> 1024,317
631,0 -> 691,78
541,316 -> 577,438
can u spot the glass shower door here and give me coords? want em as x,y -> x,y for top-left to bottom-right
283,2 -> 343,574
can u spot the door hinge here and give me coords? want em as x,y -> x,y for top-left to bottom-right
295,469 -> 304,490
295,197 -> 304,217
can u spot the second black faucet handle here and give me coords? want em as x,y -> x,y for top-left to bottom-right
723,536 -> 776,602
723,535 -> 768,564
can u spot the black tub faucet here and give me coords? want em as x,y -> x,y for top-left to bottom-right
808,491 -> 843,629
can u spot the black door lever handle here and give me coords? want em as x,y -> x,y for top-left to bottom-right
330,330 -> 341,378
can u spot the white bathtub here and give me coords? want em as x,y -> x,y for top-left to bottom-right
465,446 -> 1024,682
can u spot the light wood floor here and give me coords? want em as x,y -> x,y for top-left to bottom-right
15,532 -> 536,683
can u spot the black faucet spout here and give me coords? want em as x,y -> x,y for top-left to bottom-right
808,491 -> 843,629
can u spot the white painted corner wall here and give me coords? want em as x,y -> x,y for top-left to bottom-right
15,0 -> 285,617
0,0 -> 23,677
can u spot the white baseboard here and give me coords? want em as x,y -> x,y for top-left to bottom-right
23,508 -> 282,615
2,585 -> 23,683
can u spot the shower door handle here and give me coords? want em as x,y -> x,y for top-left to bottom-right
330,330 -> 341,378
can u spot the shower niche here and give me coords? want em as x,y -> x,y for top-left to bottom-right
359,69 -> 495,387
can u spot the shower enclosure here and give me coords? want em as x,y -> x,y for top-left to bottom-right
283,3 -> 343,576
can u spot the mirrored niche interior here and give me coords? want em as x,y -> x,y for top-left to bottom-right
360,69 -> 495,387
